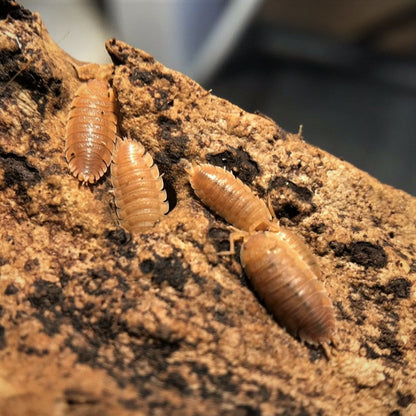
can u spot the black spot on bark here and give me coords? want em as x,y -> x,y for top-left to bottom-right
103,229 -> 137,259
118,398 -> 139,410
94,312 -> 121,341
4,283 -> 18,295
140,259 -> 155,274
24,258 -> 39,271
191,273 -> 206,287
213,309 -> 234,326
335,301 -> 352,321
349,241 -> 387,268
32,312 -> 60,336
268,176 -> 315,221
274,202 -> 300,220
269,177 -> 313,202
0,1 -> 32,20
397,391 -> 414,408
27,279 -> 64,311
17,344 -> 49,356
157,115 -> 179,132
104,228 -> 129,245
245,385 -> 271,402
308,346 -> 326,363
311,223 -> 326,234
384,277 -> 411,300
128,68 -> 174,87
129,68 -> 156,86
165,371 -> 190,394
0,151 -> 41,203
352,277 -> 411,307
361,342 -> 380,359
189,361 -> 209,376
374,315 -> 402,362
213,284 -> 223,301
166,135 -> 188,163
9,61 -> 63,116
206,147 -> 260,184
211,371 -> 237,393
296,407 -> 312,416
151,88 -> 174,111
150,254 -> 191,292
83,268 -> 113,296
347,290 -> 367,325
409,259 -> 416,274
232,405 -> 262,416
208,227 -> 231,253
0,50 -> 23,87
156,116 -> 189,163
64,388 -> 99,406
0,324 -> 6,349
329,241 -> 347,257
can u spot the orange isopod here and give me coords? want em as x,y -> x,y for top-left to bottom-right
187,163 -> 273,231
65,79 -> 117,184
188,162 -> 335,345
111,137 -> 168,233
240,229 -> 335,345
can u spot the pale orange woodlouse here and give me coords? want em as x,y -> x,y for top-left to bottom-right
111,137 -> 168,233
240,229 -> 335,344
65,79 -> 117,184
187,162 -> 335,345
187,163 -> 273,232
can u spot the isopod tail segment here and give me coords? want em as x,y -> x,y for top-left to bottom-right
224,228 -> 337,350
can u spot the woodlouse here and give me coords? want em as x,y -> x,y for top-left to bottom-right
111,137 -> 168,233
240,229 -> 335,345
65,79 -> 117,184
187,162 -> 335,345
187,163 -> 272,231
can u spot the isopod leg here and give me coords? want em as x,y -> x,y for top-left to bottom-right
249,219 -> 280,233
265,195 -> 280,227
217,227 -> 247,256
320,342 -> 333,360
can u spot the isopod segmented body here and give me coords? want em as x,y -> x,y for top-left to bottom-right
65,79 -> 117,184
111,137 -> 168,233
187,163 -> 272,231
240,230 -> 335,344
188,162 -> 335,345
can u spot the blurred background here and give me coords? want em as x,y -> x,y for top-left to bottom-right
20,0 -> 416,195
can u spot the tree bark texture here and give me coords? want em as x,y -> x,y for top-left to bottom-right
0,2 -> 415,415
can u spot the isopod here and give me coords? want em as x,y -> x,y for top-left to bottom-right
240,229 -> 335,344
111,137 -> 168,233
65,79 -> 117,184
187,163 -> 273,231
188,161 -> 335,345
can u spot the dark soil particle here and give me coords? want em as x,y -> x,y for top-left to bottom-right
206,147 -> 260,184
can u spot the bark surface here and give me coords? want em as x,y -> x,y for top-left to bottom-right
0,2 -> 415,415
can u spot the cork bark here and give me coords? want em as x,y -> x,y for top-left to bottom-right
1,2 -> 415,415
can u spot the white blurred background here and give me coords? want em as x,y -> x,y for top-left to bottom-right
19,0 -> 416,195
